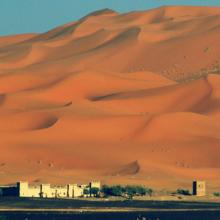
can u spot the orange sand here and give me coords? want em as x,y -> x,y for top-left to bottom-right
0,6 -> 220,191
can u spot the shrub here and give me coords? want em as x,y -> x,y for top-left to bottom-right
111,185 -> 125,196
101,185 -> 153,198
83,188 -> 90,196
101,185 -> 111,196
176,188 -> 191,196
213,192 -> 220,197
145,188 -> 153,197
90,187 -> 100,197
125,185 -> 153,197
101,185 -> 125,197
135,186 -> 146,196
125,185 -> 137,199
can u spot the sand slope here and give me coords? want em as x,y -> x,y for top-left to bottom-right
0,6 -> 220,190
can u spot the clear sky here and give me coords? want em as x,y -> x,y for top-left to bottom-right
0,0 -> 219,36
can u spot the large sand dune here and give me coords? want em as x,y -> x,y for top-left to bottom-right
0,6 -> 220,190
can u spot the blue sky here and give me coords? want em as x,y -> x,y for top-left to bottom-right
0,0 -> 219,36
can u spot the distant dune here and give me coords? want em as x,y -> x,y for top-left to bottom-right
0,6 -> 220,190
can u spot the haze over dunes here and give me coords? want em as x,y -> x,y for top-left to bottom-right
1,6 -> 220,189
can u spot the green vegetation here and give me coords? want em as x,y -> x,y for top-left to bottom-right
83,188 -> 90,196
213,192 -> 220,197
101,185 -> 124,197
101,185 -> 153,199
90,187 -> 100,197
77,185 -> 152,198
176,188 -> 191,196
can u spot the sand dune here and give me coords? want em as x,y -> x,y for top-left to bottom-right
0,33 -> 36,47
0,6 -> 220,189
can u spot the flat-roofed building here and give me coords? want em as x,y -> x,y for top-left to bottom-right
89,181 -> 101,189
192,181 -> 206,196
0,181 -> 100,198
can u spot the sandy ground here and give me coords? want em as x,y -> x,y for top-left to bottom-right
0,6 -> 220,191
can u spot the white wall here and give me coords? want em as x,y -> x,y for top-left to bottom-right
17,181 -> 100,198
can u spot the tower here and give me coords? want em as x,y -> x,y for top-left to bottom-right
89,181 -> 101,189
192,181 -> 206,196
17,181 -> 29,197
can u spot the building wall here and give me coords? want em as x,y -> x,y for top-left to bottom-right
67,184 -> 74,198
18,182 -> 41,197
90,181 -> 101,189
41,184 -> 52,198
73,184 -> 84,197
3,181 -> 101,199
192,181 -> 206,196
27,186 -> 41,197
18,182 -> 30,197
52,186 -> 68,198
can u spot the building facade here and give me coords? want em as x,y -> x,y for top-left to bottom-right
192,181 -> 206,196
0,181 -> 100,198
90,181 -> 101,189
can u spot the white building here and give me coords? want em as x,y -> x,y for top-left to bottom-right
192,180 -> 206,196
1,181 -> 101,198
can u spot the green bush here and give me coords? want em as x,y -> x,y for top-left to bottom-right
213,192 -> 220,197
145,188 -> 153,197
111,185 -> 125,196
125,185 -> 137,199
135,186 -> 146,196
101,185 -> 110,195
83,188 -> 90,196
101,185 -> 125,197
176,188 -> 191,196
90,187 -> 100,197
101,185 -> 153,198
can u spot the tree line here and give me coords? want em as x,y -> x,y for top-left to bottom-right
85,185 -> 153,199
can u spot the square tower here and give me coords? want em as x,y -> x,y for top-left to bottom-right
89,181 -> 101,189
17,181 -> 29,197
192,181 -> 206,196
